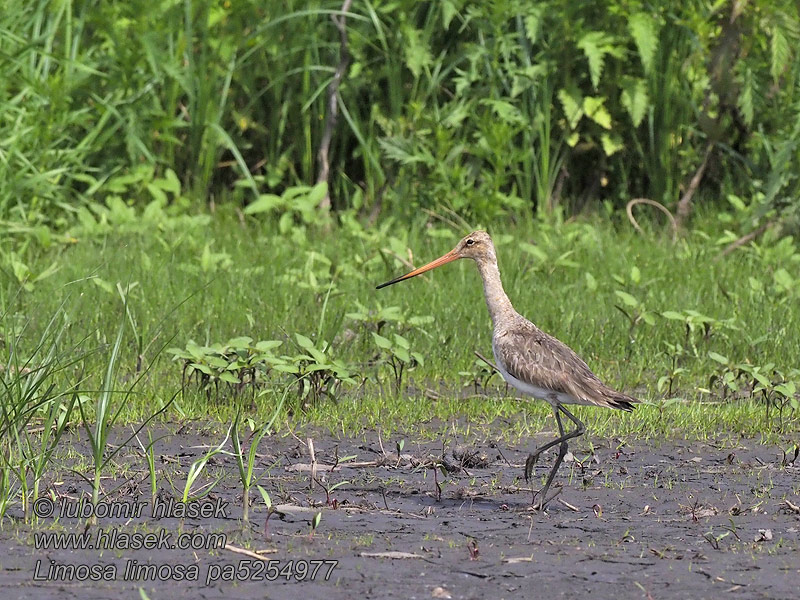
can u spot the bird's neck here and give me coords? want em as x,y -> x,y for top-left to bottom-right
475,257 -> 515,328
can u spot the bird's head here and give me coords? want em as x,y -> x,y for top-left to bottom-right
376,230 -> 495,289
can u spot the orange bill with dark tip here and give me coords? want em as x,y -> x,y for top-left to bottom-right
376,250 -> 460,289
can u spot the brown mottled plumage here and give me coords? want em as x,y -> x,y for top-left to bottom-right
377,230 -> 638,509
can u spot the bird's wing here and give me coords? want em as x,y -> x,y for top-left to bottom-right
495,323 -> 636,410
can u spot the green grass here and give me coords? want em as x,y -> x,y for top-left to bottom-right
2,208 -> 799,440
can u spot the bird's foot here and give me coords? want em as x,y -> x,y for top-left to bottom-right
531,485 -> 562,511
524,452 -> 541,482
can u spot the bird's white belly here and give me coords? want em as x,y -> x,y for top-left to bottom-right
492,341 -> 583,406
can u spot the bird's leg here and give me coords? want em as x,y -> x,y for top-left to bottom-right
528,404 -> 587,510
524,405 -> 565,482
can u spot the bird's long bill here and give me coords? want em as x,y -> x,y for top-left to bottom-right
376,249 -> 459,290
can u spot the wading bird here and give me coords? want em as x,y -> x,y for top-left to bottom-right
377,231 -> 637,509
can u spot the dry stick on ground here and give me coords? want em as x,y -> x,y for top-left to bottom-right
626,198 -> 678,240
675,143 -> 713,229
717,220 -> 775,260
308,437 -> 317,491
315,0 -> 353,210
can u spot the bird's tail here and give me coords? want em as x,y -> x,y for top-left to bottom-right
606,389 -> 638,411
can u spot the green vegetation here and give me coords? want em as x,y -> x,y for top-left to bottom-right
1,1 -> 799,522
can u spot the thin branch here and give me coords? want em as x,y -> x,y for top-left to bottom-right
675,143 -> 713,229
626,198 -> 678,240
316,0 -> 354,210
717,220 -> 775,260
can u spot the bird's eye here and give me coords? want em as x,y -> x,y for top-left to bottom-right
465,239 -> 475,246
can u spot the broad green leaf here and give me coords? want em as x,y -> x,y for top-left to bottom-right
394,347 -> 410,363
600,133 -> 624,156
708,351 -> 729,364
393,334 -> 410,349
519,242 -> 547,262
255,340 -> 282,351
244,194 -> 282,215
583,97 -> 612,129
190,363 -> 212,375
219,372 -> 240,384
773,268 -> 794,289
295,333 -> 315,350
614,290 -> 639,307
306,182 -> 328,206
372,332 -> 392,349
661,310 -> 684,320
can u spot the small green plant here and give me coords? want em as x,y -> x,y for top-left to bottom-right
243,183 -> 330,245
167,337 -> 284,400
309,511 -> 322,540
0,306 -> 80,521
275,334 -> 354,406
661,309 -> 737,357
256,485 -> 275,537
230,387 -> 287,522
657,342 -> 689,398
371,332 -> 424,392
77,304 -> 174,523
708,352 -> 800,429
181,426 -> 231,503
613,290 -> 655,345
134,429 -> 160,509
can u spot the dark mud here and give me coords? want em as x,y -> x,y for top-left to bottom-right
2,423 -> 799,599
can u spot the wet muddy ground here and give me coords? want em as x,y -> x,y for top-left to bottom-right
1,422 -> 799,599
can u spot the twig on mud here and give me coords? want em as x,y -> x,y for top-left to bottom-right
784,499 -> 800,514
360,551 -> 424,559
308,437 -> 317,491
377,429 -> 387,457
286,460 -> 381,472
633,582 -> 656,600
224,543 -> 277,560
557,498 -> 580,512
286,426 -> 308,448
433,464 -> 443,501
490,442 -> 513,467
315,0 -> 354,210
380,487 -> 389,510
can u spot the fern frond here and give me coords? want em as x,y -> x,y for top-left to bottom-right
628,13 -> 660,76
379,137 -> 435,166
620,77 -> 649,127
770,23 -> 791,83
577,31 -> 621,89
737,66 -> 755,127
